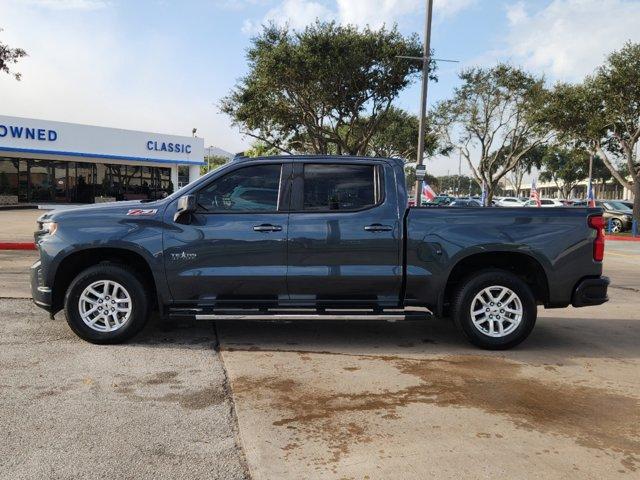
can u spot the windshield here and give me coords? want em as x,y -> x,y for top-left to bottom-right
603,201 -> 631,211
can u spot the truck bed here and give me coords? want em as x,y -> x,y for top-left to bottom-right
404,206 -> 603,313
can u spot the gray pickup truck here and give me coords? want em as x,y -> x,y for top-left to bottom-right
31,155 -> 609,349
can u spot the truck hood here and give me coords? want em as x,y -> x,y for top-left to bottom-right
37,200 -> 167,223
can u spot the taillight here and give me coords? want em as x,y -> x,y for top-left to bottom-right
588,215 -> 605,261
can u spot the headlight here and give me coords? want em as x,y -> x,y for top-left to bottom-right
40,221 -> 58,235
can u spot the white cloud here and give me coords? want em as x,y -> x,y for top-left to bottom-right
242,0 -> 475,33
337,0 -> 475,27
501,0 -> 640,80
337,0 -> 419,27
242,0 -> 334,34
433,0 -> 476,19
0,1 -> 249,153
505,1 -> 526,25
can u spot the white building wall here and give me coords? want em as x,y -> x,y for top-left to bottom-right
188,164 -> 201,184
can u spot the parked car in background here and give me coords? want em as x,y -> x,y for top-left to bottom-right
620,200 -> 633,210
425,195 -> 455,206
449,199 -> 483,207
573,200 -> 633,232
523,199 -> 564,208
495,197 -> 526,207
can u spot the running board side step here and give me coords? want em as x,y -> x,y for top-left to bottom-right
193,310 -> 430,321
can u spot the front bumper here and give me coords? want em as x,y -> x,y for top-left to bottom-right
571,276 -> 609,307
30,260 -> 53,312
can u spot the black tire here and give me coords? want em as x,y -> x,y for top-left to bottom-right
451,269 -> 537,350
64,263 -> 149,344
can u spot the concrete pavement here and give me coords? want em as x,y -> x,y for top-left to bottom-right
218,245 -> 640,479
1,239 -> 638,479
0,250 -> 38,298
0,209 -> 43,243
0,305 -> 248,479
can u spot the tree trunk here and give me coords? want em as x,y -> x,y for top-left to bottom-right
596,145 -> 632,191
486,185 -> 496,206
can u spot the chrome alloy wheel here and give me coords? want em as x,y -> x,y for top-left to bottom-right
78,280 -> 132,332
470,285 -> 523,338
610,219 -> 622,233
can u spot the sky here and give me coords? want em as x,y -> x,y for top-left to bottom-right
1,0 -> 640,175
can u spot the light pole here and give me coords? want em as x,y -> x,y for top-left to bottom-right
397,1 -> 458,205
415,0 -> 434,205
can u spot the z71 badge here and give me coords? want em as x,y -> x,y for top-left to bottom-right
126,208 -> 158,216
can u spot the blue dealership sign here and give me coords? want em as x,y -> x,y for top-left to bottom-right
146,140 -> 192,154
0,124 -> 58,141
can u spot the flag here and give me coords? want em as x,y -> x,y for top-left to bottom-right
530,179 -> 541,207
481,180 -> 487,206
586,180 -> 596,207
421,180 -> 436,202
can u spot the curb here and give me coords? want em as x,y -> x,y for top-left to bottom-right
0,242 -> 37,250
605,236 -> 640,242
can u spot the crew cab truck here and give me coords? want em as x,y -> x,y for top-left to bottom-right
31,156 -> 609,349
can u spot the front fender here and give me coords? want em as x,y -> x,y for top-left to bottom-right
38,212 -> 170,309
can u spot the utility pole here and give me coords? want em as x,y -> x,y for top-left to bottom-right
397,1 -> 457,205
415,0 -> 434,206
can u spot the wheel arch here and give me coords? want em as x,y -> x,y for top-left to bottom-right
51,247 -> 159,314
440,251 -> 550,317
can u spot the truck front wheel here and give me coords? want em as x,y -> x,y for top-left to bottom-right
451,269 -> 537,350
64,264 -> 149,344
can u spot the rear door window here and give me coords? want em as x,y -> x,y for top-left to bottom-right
301,164 -> 381,212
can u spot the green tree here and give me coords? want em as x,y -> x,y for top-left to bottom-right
505,144 -> 545,196
368,106 -> 438,160
592,156 -> 614,198
433,64 -> 550,204
243,141 -> 281,158
0,28 -> 27,81
436,174 -> 481,196
539,147 -> 589,199
200,155 -> 229,175
221,21 -> 433,156
404,166 -> 440,194
592,42 -> 640,218
544,43 -> 640,218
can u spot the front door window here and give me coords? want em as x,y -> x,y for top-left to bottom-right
197,164 -> 283,212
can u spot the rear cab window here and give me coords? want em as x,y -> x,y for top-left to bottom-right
296,163 -> 383,212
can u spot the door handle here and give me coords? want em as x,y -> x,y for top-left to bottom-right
364,224 -> 393,232
253,224 -> 283,232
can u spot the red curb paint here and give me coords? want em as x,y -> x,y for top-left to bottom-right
0,242 -> 37,250
605,235 -> 640,242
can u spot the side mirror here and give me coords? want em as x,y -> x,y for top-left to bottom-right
174,194 -> 197,223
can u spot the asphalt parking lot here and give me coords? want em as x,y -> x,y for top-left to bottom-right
0,242 -> 638,479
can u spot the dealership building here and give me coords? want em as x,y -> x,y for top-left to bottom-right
0,115 -> 204,205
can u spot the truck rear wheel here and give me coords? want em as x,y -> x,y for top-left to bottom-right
451,269 -> 536,350
64,263 -> 149,344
